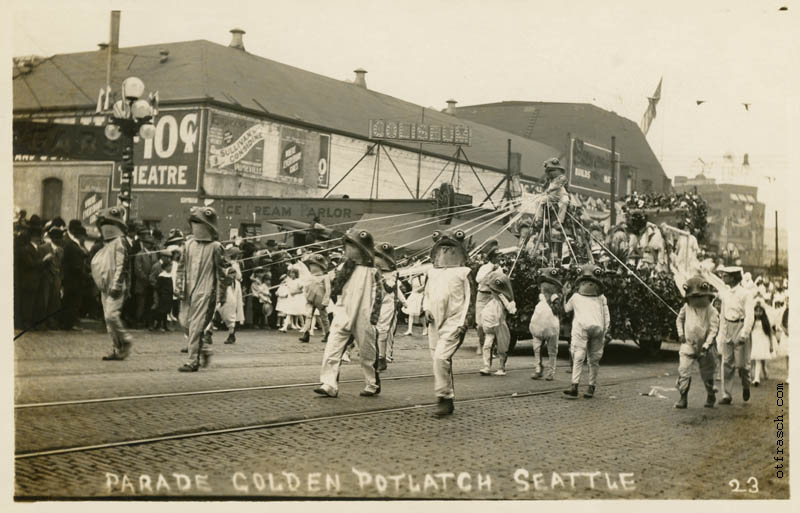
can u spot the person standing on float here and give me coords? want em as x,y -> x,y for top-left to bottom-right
176,206 -> 227,372
90,206 -> 133,361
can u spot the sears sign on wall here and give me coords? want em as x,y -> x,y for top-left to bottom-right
111,108 -> 202,192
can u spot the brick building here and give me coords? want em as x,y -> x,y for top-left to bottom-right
672,174 -> 765,267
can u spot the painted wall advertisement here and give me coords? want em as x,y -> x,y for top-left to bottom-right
207,110 -> 267,176
205,109 -> 330,188
568,138 -> 627,197
111,108 -> 202,192
78,175 -> 110,227
318,134 -> 331,189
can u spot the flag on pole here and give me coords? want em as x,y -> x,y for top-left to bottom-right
639,77 -> 662,135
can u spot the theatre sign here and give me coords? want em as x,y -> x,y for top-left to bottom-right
13,108 -> 202,193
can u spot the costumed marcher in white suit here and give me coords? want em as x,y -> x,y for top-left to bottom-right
474,240 -> 501,356
314,229 -> 383,397
176,206 -> 227,372
530,267 -> 563,381
563,264 -> 610,399
674,275 -> 720,409
298,253 -> 332,343
424,229 -> 471,416
91,206 -> 133,361
374,243 -> 406,370
478,271 -> 516,376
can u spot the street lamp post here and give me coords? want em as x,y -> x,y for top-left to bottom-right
102,76 -> 158,222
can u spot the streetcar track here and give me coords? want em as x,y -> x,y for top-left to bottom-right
15,370 -> 669,459
16,364 -> 549,409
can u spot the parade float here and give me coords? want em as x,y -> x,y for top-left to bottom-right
497,171 -> 718,358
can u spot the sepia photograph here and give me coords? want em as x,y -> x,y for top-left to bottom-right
8,0 -> 795,505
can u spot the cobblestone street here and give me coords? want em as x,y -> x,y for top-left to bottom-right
13,325 -> 790,500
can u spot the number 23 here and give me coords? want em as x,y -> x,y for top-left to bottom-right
729,477 -> 759,493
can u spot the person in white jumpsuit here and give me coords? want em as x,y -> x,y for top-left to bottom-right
91,206 -> 133,361
424,229 -> 471,416
315,229 -> 383,397
478,272 -> 516,376
674,276 -> 720,409
563,264 -> 610,399
475,240 -> 501,356
374,243 -> 406,370
715,266 -> 755,404
530,267 -> 563,380
176,206 -> 227,372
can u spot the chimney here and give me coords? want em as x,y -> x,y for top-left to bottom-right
109,10 -> 120,52
446,99 -> 457,115
229,28 -> 246,50
353,68 -> 367,89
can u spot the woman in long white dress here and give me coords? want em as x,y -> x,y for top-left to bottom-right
750,297 -> 776,386
402,271 -> 427,336
283,268 -> 306,330
219,257 -> 245,344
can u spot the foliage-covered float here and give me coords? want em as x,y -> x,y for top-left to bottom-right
498,169 -> 714,358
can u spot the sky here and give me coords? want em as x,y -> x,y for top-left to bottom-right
9,0 -> 797,225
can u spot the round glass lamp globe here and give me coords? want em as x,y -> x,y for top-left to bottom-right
139,123 -> 156,140
122,77 -> 145,99
104,124 -> 122,141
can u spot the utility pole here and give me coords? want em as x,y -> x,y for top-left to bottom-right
416,107 -> 424,198
775,210 -> 779,272
105,11 -> 120,110
505,139 -> 512,201
610,136 -> 616,226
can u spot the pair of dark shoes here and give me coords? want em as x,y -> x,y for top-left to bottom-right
102,353 -> 125,361
718,387 -> 750,405
178,353 -> 211,372
224,333 -> 236,344
377,357 -> 388,372
563,384 -> 595,399
298,332 -> 310,343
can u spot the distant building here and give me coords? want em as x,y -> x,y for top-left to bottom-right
673,174 -> 765,267
452,101 -> 671,198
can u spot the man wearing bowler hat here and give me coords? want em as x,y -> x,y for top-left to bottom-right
61,219 -> 89,330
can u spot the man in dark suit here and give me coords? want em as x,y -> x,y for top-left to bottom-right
15,216 -> 45,330
61,219 -> 89,330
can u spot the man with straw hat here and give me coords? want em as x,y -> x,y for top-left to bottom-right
715,265 -> 755,404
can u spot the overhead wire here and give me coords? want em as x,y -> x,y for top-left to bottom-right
566,211 -> 679,316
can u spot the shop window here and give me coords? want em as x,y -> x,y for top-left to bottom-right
142,220 -> 161,232
240,223 -> 262,240
41,177 -> 63,220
